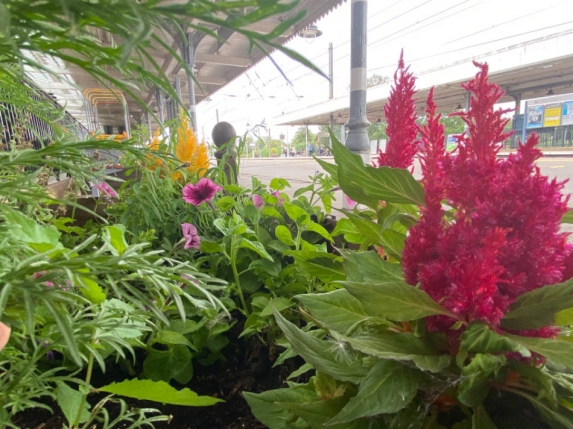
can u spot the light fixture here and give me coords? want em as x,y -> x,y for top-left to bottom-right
456,103 -> 463,109
299,24 -> 323,40
547,88 -> 554,96
377,118 -> 381,123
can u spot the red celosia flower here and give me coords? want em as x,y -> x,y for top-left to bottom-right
402,62 -> 571,332
376,50 -> 419,170
182,178 -> 221,206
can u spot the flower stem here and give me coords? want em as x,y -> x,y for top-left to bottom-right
73,353 -> 94,428
230,236 -> 249,316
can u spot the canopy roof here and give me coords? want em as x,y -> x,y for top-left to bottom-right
26,0 -> 345,129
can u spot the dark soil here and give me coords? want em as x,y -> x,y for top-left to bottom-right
12,315 -> 306,429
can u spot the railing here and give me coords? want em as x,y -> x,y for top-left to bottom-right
504,125 -> 573,149
0,83 -> 89,149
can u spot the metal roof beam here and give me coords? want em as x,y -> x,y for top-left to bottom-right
195,53 -> 250,67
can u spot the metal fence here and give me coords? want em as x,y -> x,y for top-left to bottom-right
0,84 -> 88,149
505,125 -> 573,149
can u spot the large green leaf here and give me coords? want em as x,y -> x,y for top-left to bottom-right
288,251 -> 345,284
327,360 -> 419,424
274,309 -> 368,383
240,238 -> 274,261
331,138 -> 425,207
244,385 -> 319,429
55,382 -> 90,426
459,323 -> 530,357
315,157 -> 339,183
343,250 -> 404,282
103,225 -> 127,255
1,206 -> 61,246
339,331 -> 436,362
143,345 -> 192,383
98,379 -> 222,406
284,203 -> 310,226
77,275 -> 106,304
507,335 -> 573,371
458,354 -> 506,407
344,212 -> 405,259
339,281 -> 455,321
296,289 -> 368,333
275,225 -> 295,246
501,278 -> 573,330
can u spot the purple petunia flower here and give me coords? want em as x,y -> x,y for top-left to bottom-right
253,194 -> 264,209
182,178 -> 221,206
181,223 -> 201,250
271,191 -> 284,207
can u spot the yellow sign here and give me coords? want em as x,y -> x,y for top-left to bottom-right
543,103 -> 562,127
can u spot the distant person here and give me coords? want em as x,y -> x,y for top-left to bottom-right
308,144 -> 315,157
212,121 -> 238,184
291,148 -> 296,157
283,147 -> 287,157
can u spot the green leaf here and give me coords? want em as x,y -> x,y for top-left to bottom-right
501,278 -> 573,330
296,289 -> 368,333
270,178 -> 291,191
315,157 -> 339,183
143,345 -> 192,383
262,206 -> 284,220
331,138 -> 425,207
154,330 -> 194,349
274,309 -> 368,383
240,238 -> 273,261
250,259 -> 282,277
244,203 -> 261,224
506,334 -> 573,371
562,209 -> 573,224
296,255 -> 345,284
275,225 -> 295,246
280,396 -> 367,429
328,360 -> 419,424
513,390 -> 573,429
55,382 -> 91,426
77,276 -> 106,304
339,331 -> 437,363
472,406 -> 498,429
305,221 -> 332,242
458,354 -> 506,407
459,323 -> 530,357
411,355 -> 452,373
223,184 -> 243,194
244,385 -> 318,429
260,297 -> 292,317
555,307 -> 573,325
98,379 -> 222,406
343,250 -> 404,282
284,203 -> 310,226
200,240 -> 224,254
339,281 -> 455,321
0,206 -> 61,246
344,212 -> 405,259
217,196 -> 236,211
103,225 -> 127,255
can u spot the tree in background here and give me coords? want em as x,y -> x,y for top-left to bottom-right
291,126 -> 317,152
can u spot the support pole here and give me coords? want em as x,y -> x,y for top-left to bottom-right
155,88 -> 165,125
175,76 -> 182,116
186,32 -> 197,132
329,42 -> 335,143
344,0 -> 370,163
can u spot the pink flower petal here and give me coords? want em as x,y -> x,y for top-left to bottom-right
253,194 -> 264,209
182,178 -> 221,205
0,322 -> 11,351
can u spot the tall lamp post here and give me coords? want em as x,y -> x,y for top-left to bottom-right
344,0 -> 370,163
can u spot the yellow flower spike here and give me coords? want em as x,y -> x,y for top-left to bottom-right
171,114 -> 210,181
146,128 -> 164,170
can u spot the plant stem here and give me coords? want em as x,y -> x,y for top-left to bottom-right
73,353 -> 94,428
230,236 -> 249,316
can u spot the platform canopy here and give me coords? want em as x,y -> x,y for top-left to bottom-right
275,52 -> 573,126
25,0 -> 345,129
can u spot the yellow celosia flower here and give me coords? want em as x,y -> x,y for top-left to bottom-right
146,128 -> 164,170
171,115 -> 210,181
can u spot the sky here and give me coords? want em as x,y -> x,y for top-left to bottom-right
196,0 -> 573,144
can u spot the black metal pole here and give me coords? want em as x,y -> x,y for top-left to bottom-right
344,0 -> 370,163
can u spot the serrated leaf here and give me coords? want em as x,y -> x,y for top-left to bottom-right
331,138 -> 425,207
98,379 -> 221,406
55,382 -> 91,425
506,334 -> 573,371
275,225 -> 295,246
77,276 -> 106,304
103,225 -> 127,255
1,206 -> 61,246
328,360 -> 419,424
501,278 -> 573,330
274,308 -> 368,383
460,323 -> 530,357
296,289 -> 367,333
240,238 -> 273,261
343,250 -> 404,282
340,281 -> 455,321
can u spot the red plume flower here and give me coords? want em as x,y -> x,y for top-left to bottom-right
402,62 -> 571,332
376,50 -> 419,169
